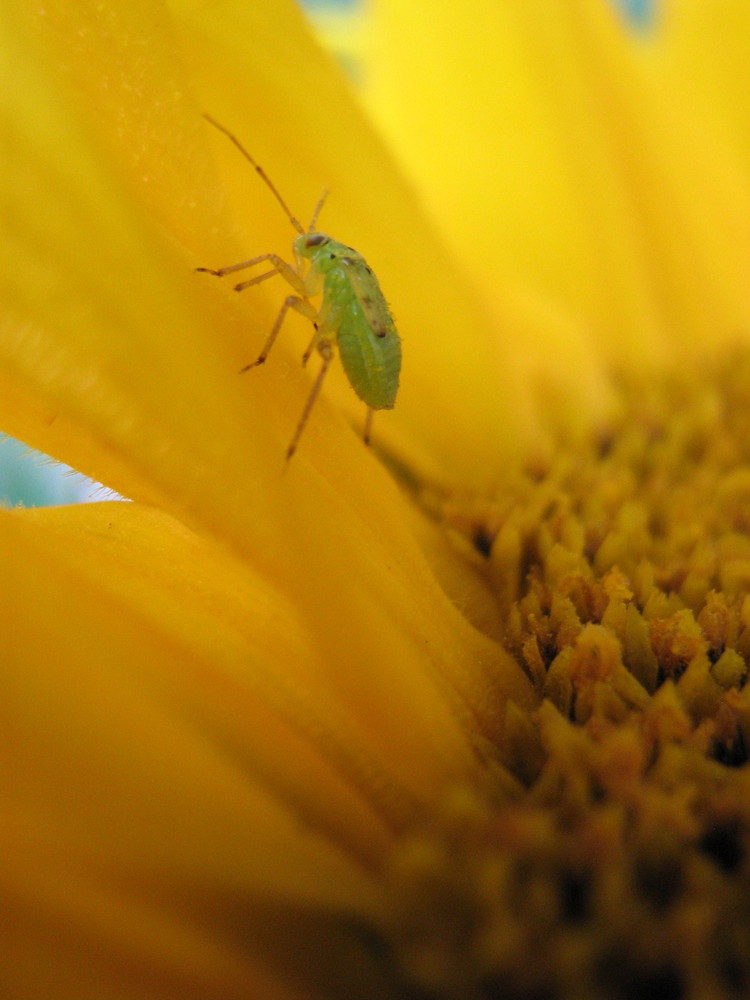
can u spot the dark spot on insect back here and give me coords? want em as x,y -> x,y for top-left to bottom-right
306,234 -> 327,247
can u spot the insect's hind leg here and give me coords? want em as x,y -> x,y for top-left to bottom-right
240,295 -> 318,371
286,341 -> 333,462
301,325 -> 319,368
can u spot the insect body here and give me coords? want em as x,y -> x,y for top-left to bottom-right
198,115 -> 401,461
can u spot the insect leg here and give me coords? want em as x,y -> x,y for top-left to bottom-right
234,255 -> 304,293
286,342 -> 333,462
240,295 -> 318,371
196,253 -> 277,278
197,254 -> 305,294
301,324 -> 319,368
363,407 -> 375,446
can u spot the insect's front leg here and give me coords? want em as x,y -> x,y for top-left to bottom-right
197,253 -> 306,295
234,254 -> 305,294
240,295 -> 319,371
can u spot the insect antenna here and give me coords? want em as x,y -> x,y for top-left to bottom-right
307,189 -> 329,232
203,113 -> 306,235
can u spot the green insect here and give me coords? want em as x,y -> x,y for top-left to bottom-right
198,115 -> 402,461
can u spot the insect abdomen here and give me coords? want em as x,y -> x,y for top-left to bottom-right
338,316 -> 401,409
323,269 -> 401,409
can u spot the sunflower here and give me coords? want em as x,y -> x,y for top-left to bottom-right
4,2 -> 750,998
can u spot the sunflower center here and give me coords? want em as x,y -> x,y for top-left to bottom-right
387,350 -> 750,1000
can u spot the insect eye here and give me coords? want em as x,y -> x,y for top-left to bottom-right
306,234 -> 328,247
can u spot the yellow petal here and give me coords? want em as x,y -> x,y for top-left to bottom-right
1,0 -> 537,513
659,4 -> 750,168
1,0 -> 250,505
3,501 -> 506,849
172,0 -> 550,476
366,0 -> 750,365
0,0 -> 534,762
3,501 -> 400,997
